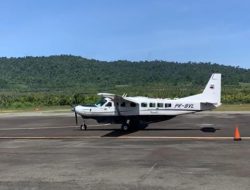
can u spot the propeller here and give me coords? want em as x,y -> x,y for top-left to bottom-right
72,106 -> 78,125
75,111 -> 78,125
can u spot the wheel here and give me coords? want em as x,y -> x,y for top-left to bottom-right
80,125 -> 84,131
80,124 -> 87,131
121,123 -> 129,131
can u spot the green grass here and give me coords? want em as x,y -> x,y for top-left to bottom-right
215,104 -> 250,111
239,82 -> 250,87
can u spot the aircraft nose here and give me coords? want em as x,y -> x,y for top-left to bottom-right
74,105 -> 81,114
72,106 -> 82,125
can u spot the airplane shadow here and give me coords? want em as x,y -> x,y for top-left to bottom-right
101,126 -> 220,137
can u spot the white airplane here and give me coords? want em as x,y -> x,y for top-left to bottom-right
72,73 -> 221,131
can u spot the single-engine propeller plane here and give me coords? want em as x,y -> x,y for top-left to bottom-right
72,73 -> 221,131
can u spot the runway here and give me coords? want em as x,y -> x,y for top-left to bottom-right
0,111 -> 250,139
0,112 -> 250,190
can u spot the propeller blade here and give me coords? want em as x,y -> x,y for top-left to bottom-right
75,111 -> 78,125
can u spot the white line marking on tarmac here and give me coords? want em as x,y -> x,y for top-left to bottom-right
0,124 -> 110,131
0,136 -> 250,140
0,126 -> 73,130
146,162 -> 157,175
139,162 -> 158,181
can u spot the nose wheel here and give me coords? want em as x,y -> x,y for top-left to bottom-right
80,123 -> 87,131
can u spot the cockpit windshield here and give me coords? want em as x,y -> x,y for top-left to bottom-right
95,98 -> 107,107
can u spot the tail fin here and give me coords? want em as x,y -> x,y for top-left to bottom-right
179,73 -> 221,107
201,73 -> 221,106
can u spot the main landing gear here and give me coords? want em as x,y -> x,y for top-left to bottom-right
121,119 -> 140,132
121,123 -> 130,131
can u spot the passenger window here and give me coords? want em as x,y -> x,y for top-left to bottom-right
106,102 -> 112,107
141,103 -> 147,107
130,102 -> 136,107
121,102 -> 126,107
149,103 -> 155,107
157,103 -> 163,108
165,103 -> 171,108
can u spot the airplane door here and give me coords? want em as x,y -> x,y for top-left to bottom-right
103,102 -> 115,114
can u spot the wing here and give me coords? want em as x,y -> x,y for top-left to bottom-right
97,93 -> 137,104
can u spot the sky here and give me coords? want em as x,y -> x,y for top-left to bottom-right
0,0 -> 250,68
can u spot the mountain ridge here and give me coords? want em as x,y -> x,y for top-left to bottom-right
0,55 -> 249,92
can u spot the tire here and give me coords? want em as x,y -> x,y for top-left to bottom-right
80,124 -> 87,131
121,123 -> 130,131
80,125 -> 84,131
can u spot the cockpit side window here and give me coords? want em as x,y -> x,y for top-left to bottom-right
105,102 -> 112,107
95,98 -> 107,107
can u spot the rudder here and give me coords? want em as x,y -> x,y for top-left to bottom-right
202,73 -> 221,106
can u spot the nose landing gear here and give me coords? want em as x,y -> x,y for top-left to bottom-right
80,123 -> 87,131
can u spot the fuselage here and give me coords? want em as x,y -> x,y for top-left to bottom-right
74,96 -> 215,124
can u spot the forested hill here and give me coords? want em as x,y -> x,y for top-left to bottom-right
0,55 -> 249,92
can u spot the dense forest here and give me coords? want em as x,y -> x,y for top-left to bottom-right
0,55 -> 250,108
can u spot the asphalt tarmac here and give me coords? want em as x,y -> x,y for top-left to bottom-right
0,112 -> 250,189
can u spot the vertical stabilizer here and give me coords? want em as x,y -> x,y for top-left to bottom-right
178,73 -> 221,107
202,73 -> 221,106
